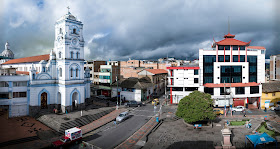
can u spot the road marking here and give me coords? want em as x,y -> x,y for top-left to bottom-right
131,114 -> 154,117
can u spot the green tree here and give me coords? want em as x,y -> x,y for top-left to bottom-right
176,91 -> 216,123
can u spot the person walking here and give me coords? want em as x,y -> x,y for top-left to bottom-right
243,109 -> 246,117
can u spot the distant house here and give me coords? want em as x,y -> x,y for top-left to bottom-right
111,77 -> 153,102
137,69 -> 167,97
261,82 -> 280,109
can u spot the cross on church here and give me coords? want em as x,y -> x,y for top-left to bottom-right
67,6 -> 70,13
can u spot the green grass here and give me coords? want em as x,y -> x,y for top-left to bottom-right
257,123 -> 276,137
230,120 -> 248,126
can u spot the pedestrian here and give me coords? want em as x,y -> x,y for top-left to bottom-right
243,110 -> 246,117
264,107 -> 267,112
53,108 -> 56,113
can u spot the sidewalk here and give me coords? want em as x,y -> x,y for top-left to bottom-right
1,108 -> 126,149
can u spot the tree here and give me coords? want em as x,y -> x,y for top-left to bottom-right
176,91 -> 216,123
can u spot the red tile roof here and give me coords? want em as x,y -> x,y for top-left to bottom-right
247,46 -> 265,50
2,54 -> 49,65
145,69 -> 168,74
204,82 -> 260,88
224,33 -> 235,38
215,38 -> 251,46
167,67 -> 199,70
16,71 -> 39,75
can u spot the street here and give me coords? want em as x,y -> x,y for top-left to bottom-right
69,98 -> 163,149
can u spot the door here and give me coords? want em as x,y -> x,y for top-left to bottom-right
11,105 -> 27,117
41,92 -> 48,109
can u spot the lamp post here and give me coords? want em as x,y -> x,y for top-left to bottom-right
116,76 -> 118,110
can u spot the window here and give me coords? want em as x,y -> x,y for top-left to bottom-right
0,82 -> 9,87
272,93 -> 275,96
185,87 -> 198,91
13,92 -> 27,98
172,87 -> 183,91
194,78 -> 199,83
218,46 -> 224,50
261,50 -> 265,54
250,86 -> 259,94
70,52 -> 73,59
194,69 -> 198,75
73,29 -> 76,34
204,87 -> 213,95
59,52 -> 62,58
60,68 -> 62,77
76,69 -> 79,77
225,45 -> 230,50
218,55 -> 230,62
233,46 -> 238,50
240,46 -> 245,50
13,81 -> 27,87
76,52 -> 79,59
70,68 -> 73,77
43,67 -> 45,72
221,66 -> 242,83
233,55 -> 245,62
0,93 -> 9,99
59,28 -> 62,34
235,87 -> 245,95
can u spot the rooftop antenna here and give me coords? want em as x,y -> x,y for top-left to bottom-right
228,16 -> 230,34
67,6 -> 70,13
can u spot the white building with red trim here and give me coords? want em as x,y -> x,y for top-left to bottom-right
167,33 -> 266,109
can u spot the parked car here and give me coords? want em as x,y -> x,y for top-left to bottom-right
213,108 -> 224,115
96,95 -> 107,100
152,98 -> 159,106
270,105 -> 280,111
125,101 -> 143,107
116,111 -> 129,122
232,106 -> 245,112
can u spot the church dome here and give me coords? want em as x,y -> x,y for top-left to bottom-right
1,42 -> 14,59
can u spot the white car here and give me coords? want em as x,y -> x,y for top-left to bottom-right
232,106 -> 245,112
270,106 -> 280,111
116,111 -> 129,123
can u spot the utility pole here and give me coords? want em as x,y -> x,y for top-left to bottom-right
116,76 -> 118,110
165,75 -> 167,105
224,80 -> 226,117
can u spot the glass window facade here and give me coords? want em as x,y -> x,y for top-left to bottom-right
250,86 -> 259,94
233,55 -> 245,62
203,55 -> 216,84
240,46 -> 245,50
221,66 -> 242,83
185,87 -> 198,91
194,69 -> 198,75
204,87 -> 213,95
218,45 -> 230,50
218,55 -> 230,62
233,46 -> 238,50
247,56 -> 257,82
235,87 -> 245,95
220,87 -> 230,95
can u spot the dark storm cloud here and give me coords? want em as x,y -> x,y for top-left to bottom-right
0,0 -> 278,61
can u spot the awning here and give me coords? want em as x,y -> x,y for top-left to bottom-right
204,82 -> 260,88
245,132 -> 277,148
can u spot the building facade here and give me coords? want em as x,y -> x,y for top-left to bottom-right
167,33 -> 266,108
0,42 -> 14,64
0,11 -> 91,117
261,82 -> 280,109
270,55 -> 280,80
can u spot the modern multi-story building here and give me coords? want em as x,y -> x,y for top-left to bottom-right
167,63 -> 200,104
270,55 -> 280,81
167,33 -> 266,109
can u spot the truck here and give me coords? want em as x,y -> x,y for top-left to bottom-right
52,127 -> 82,148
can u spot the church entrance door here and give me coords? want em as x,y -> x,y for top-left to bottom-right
41,92 -> 48,109
72,92 -> 78,110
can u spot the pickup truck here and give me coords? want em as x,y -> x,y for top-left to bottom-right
52,127 -> 82,148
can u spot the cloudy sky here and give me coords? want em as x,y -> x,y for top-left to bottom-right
0,0 -> 279,61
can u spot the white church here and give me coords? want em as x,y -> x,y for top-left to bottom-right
0,10 -> 91,117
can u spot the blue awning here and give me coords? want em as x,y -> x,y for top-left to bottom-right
245,132 -> 277,148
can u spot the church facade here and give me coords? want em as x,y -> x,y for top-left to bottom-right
0,11 -> 91,117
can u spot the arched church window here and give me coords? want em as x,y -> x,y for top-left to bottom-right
73,29 -> 76,34
59,68 -> 62,77
70,52 -> 73,59
43,67 -> 45,72
76,69 -> 79,78
70,68 -> 73,77
76,52 -> 79,59
59,52 -> 62,58
59,28 -> 62,34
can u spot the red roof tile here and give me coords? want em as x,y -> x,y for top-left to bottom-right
2,54 -> 49,65
16,71 -> 39,75
204,82 -> 260,88
247,46 -> 265,50
145,69 -> 168,74
215,38 -> 250,46
224,33 -> 235,38
167,67 -> 199,70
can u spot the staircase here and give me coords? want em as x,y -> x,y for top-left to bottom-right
38,108 -> 114,134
